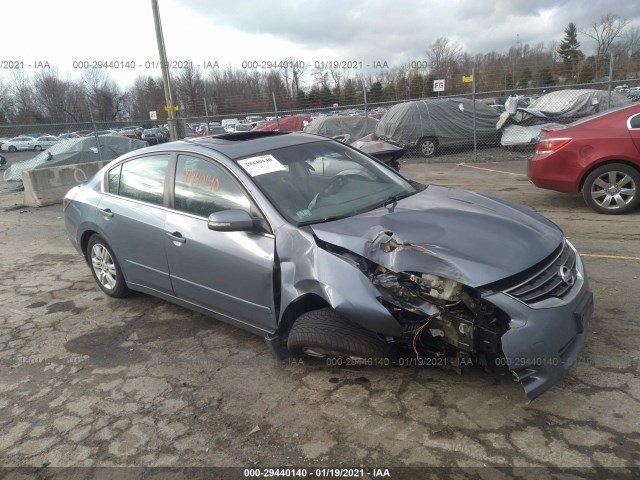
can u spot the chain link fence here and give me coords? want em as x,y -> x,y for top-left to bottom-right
1,72 -> 639,165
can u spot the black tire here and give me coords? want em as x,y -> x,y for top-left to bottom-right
287,308 -> 390,364
86,234 -> 130,298
8,145 -> 17,152
582,163 -> 640,215
34,145 -> 42,151
418,137 -> 438,158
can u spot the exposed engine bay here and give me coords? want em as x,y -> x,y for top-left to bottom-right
326,242 -> 511,375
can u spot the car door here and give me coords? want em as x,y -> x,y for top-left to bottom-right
96,153 -> 174,295
164,153 -> 277,333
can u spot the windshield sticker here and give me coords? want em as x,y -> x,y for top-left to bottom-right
296,208 -> 312,219
238,155 -> 286,176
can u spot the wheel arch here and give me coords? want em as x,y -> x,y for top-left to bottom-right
276,292 -> 331,338
579,159 -> 640,191
80,229 -> 99,261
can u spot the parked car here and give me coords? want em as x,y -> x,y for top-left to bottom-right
32,135 -> 59,151
626,87 -> 640,102
95,130 -> 121,136
63,131 -> 592,400
198,125 -> 225,136
0,153 -> 6,167
528,103 -> 640,214
141,128 -> 168,145
119,128 -> 142,139
1,136 -> 36,152
58,133 -> 82,140
232,123 -> 253,132
375,98 -> 501,157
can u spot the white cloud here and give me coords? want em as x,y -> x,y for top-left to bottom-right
1,0 -> 639,88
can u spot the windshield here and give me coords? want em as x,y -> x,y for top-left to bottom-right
236,140 -> 421,225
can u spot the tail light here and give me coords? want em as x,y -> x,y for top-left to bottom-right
63,186 -> 79,211
535,138 -> 572,155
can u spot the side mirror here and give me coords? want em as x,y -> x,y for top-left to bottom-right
207,209 -> 255,232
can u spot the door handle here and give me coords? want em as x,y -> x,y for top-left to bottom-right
166,231 -> 186,244
98,208 -> 114,218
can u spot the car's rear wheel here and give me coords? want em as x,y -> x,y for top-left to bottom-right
87,234 -> 130,298
8,146 -> 17,152
418,137 -> 438,158
582,163 -> 640,214
34,145 -> 42,151
287,308 -> 390,365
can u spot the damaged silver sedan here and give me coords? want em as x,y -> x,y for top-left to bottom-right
64,131 -> 593,400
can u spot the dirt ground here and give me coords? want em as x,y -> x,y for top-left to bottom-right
0,148 -> 639,478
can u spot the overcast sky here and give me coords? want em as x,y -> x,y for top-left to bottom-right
2,0 -> 639,88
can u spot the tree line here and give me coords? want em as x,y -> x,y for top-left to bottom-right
1,13 -> 638,126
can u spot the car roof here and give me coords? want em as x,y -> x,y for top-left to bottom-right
179,131 -> 327,160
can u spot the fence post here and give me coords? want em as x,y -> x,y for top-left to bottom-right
88,104 -> 102,162
363,81 -> 368,121
204,98 -> 209,129
272,92 -> 280,130
472,67 -> 477,162
607,53 -> 613,108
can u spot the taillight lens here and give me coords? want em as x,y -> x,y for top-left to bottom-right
535,138 -> 572,155
63,186 -> 79,211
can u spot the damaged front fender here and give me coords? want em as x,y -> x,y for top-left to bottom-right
275,226 -> 403,337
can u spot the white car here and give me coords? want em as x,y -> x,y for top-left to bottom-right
1,136 -> 36,152
31,135 -> 59,151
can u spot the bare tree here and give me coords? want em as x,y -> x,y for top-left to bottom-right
10,69 -> 36,123
426,37 -> 462,78
174,63 -> 204,117
33,69 -> 69,122
624,26 -> 640,53
81,69 -> 126,121
580,14 -> 630,77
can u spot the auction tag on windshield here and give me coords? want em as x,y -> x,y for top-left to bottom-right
238,155 -> 286,176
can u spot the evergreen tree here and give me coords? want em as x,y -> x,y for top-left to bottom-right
558,23 -> 584,80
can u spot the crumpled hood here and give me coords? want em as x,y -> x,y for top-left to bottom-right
310,185 -> 563,287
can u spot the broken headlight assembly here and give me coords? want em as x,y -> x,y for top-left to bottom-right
373,269 -> 511,374
320,240 -> 512,375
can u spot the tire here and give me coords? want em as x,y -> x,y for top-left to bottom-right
582,163 -> 640,214
287,308 -> 390,364
418,137 -> 438,158
86,234 -> 130,298
8,146 -> 17,152
34,145 -> 42,151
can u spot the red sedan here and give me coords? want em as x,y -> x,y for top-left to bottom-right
528,103 -> 640,214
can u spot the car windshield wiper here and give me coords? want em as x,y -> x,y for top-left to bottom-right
298,213 -> 355,226
371,190 -> 417,210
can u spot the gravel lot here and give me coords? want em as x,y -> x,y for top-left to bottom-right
0,147 -> 639,477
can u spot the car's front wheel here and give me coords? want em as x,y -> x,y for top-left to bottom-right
34,145 -> 42,151
287,308 -> 390,365
582,163 -> 640,214
8,146 -> 17,152
87,234 -> 130,298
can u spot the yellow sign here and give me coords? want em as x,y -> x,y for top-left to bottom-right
462,75 -> 473,83
164,105 -> 179,111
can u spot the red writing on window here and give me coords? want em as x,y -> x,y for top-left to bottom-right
182,168 -> 220,192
